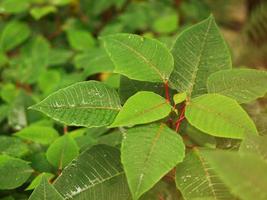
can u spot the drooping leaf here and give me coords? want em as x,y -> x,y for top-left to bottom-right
204,150 -> 267,200
103,33 -> 174,82
30,81 -> 121,127
54,145 -> 131,199
46,135 -> 79,169
0,21 -> 30,52
15,125 -> 59,145
207,69 -> 267,103
0,136 -> 29,158
239,134 -> 267,162
169,15 -> 231,97
110,91 -> 172,127
0,155 -> 33,189
26,173 -> 54,191
175,148 -> 234,200
185,94 -> 258,139
29,176 -> 64,200
121,123 -> 185,200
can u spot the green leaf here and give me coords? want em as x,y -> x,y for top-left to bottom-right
46,135 -> 79,169
29,176 -> 64,200
30,6 -> 57,20
175,148 -> 233,200
0,0 -> 30,14
121,123 -> 185,199
204,150 -> 267,200
26,173 -> 54,191
239,134 -> 267,162
54,145 -> 131,199
169,15 -> 231,97
110,91 -> 172,127
0,155 -> 33,189
185,94 -> 258,139
119,76 -> 166,104
173,92 -> 187,105
15,125 -> 59,145
38,69 -> 61,94
97,130 -> 123,147
48,48 -> 73,66
207,69 -> 267,104
103,33 -> 174,82
30,81 -> 121,127
0,136 -> 29,158
152,13 -> 178,34
73,48 -> 114,76
67,29 -> 95,51
0,21 -> 30,52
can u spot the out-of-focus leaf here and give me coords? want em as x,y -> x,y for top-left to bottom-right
48,49 -> 73,66
46,135 -> 79,169
15,125 -> 59,145
152,13 -> 178,34
0,21 -> 30,52
0,136 -> 28,158
54,145 -> 131,199
30,6 -> 57,20
0,0 -> 30,14
0,155 -> 33,189
38,70 -> 61,94
67,29 -> 95,51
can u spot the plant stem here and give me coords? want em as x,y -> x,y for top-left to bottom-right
164,80 -> 170,103
63,125 -> 68,134
175,104 -> 186,132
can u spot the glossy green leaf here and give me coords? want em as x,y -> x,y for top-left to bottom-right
175,148 -> 233,200
0,136 -> 28,158
185,94 -> 258,139
0,155 -> 33,189
67,29 -> 95,51
15,125 -> 59,145
121,123 -> 185,199
169,15 -> 231,97
54,145 -> 131,199
26,173 -> 54,191
204,151 -> 267,200
29,176 -> 64,200
0,21 -> 30,52
46,135 -> 79,169
239,134 -> 267,161
30,81 -> 121,127
207,69 -> 267,103
103,33 -> 174,82
110,91 -> 172,127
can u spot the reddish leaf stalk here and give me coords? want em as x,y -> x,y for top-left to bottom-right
164,80 -> 170,103
175,104 -> 186,132
63,125 -> 68,134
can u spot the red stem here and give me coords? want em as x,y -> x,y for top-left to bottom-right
175,104 -> 186,132
164,80 -> 170,103
63,126 -> 68,134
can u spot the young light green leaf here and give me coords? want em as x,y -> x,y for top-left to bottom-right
207,69 -> 267,103
46,135 -> 79,169
103,33 -> 174,82
239,134 -> 267,162
0,21 -> 30,52
0,155 -> 33,189
110,91 -> 172,127
175,148 -> 234,200
169,15 -> 231,97
121,123 -> 185,200
173,92 -> 187,105
54,145 -> 131,200
29,176 -> 64,200
15,125 -> 59,145
30,81 -> 121,127
30,6 -> 57,20
185,94 -> 258,139
26,173 -> 54,191
204,150 -> 267,200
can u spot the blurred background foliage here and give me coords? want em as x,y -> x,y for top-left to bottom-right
0,0 -> 267,199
